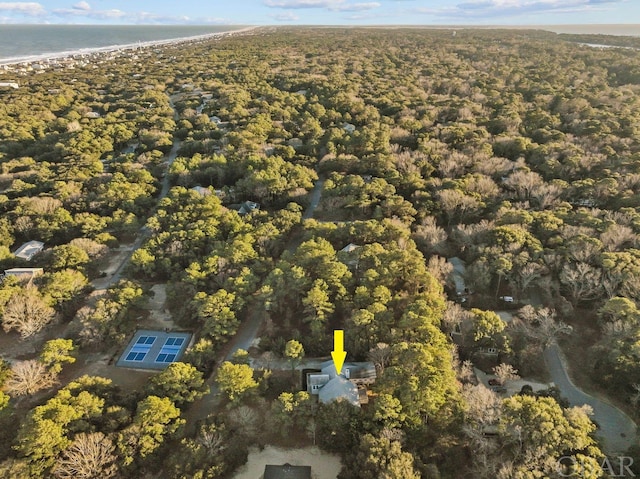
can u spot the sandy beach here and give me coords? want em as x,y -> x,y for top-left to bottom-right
0,26 -> 257,67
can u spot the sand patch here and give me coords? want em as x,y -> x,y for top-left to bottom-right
232,446 -> 341,479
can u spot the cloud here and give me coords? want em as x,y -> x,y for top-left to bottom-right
53,6 -> 125,19
270,11 -> 300,20
50,4 -> 229,24
72,1 -> 90,11
265,0 -> 340,7
0,2 -> 45,15
412,0 -> 626,18
264,0 -> 380,12
332,2 -> 381,11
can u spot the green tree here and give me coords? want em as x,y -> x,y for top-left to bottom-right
284,339 -> 305,374
216,362 -> 258,402
39,339 -> 75,375
470,308 -> 506,343
148,362 -> 208,407
118,395 -> 184,466
343,434 -> 420,479
50,245 -> 90,271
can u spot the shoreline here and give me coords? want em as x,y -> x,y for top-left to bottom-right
0,26 -> 257,67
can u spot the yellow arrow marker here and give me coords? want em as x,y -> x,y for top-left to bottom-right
331,329 -> 347,376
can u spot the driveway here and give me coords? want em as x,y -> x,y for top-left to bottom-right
302,178 -> 324,219
544,343 -> 637,453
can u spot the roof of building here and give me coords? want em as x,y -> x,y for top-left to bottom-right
340,243 -> 361,253
320,360 -> 377,381
318,376 -> 360,407
13,241 -> 44,261
4,268 -> 44,276
308,374 -> 330,388
264,464 -> 312,479
191,186 -> 212,196
238,201 -> 260,215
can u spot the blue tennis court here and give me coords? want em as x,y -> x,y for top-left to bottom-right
116,330 -> 192,370
156,337 -> 185,363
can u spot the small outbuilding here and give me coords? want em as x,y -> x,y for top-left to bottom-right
238,201 -> 260,215
2,268 -> 44,282
13,241 -> 44,261
263,463 -> 311,479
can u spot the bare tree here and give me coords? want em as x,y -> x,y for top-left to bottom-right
227,405 -> 259,438
4,360 -> 55,396
413,217 -> 448,255
492,363 -> 520,385
1,287 -> 56,338
517,307 -> 572,347
197,424 -> 225,455
462,384 -> 503,428
52,432 -> 118,479
511,263 -> 547,299
427,255 -> 453,284
503,170 -> 543,201
368,343 -> 391,375
437,188 -> 481,225
531,182 -> 564,209
443,301 -> 471,335
600,224 -> 637,252
559,262 -> 602,305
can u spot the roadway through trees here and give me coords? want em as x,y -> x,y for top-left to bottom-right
544,342 -> 638,453
181,175 -> 327,433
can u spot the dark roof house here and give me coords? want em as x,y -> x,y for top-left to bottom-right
263,463 -> 312,479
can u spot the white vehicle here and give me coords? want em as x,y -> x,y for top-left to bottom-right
499,296 -> 514,303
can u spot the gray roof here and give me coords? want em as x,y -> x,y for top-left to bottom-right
238,201 -> 260,215
320,360 -> 377,381
318,376 -> 360,407
264,464 -> 311,479
13,241 -> 44,261
307,374 -> 330,394
340,243 -> 361,253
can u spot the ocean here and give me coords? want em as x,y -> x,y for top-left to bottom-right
0,25 -> 247,63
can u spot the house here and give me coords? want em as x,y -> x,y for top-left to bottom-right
306,360 -> 376,407
339,243 -> 361,253
447,257 -> 467,296
287,137 -> 303,148
191,186 -> 212,196
13,241 -> 44,261
338,243 -> 361,269
2,268 -> 44,283
238,201 -> 260,215
263,463 -> 311,479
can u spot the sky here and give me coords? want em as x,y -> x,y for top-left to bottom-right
0,0 -> 636,26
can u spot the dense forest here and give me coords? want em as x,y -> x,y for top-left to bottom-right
0,27 -> 640,478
